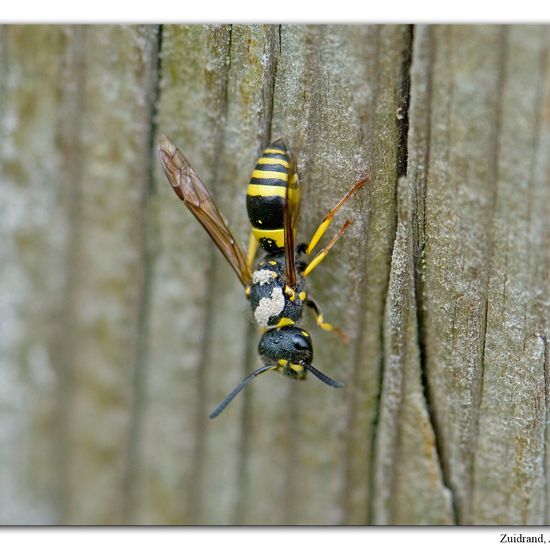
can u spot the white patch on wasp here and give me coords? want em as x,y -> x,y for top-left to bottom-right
252,268 -> 277,286
254,286 -> 285,326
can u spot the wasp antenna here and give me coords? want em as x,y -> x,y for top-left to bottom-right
305,364 -> 344,388
209,364 -> 275,419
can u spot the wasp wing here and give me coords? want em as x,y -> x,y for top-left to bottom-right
283,148 -> 301,290
158,135 -> 252,287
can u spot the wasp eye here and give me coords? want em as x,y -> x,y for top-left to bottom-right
292,333 -> 311,351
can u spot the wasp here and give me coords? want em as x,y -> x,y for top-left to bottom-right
158,135 -> 368,418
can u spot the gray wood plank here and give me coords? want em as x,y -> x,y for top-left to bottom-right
54,25 -> 159,524
1,23 -> 549,526
0,25 -> 71,525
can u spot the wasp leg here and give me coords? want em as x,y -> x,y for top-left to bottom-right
305,176 -> 369,255
305,298 -> 349,344
302,219 -> 351,278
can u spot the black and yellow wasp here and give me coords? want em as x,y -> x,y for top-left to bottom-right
158,135 -> 367,418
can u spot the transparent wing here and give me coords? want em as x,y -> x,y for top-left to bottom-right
158,135 -> 252,287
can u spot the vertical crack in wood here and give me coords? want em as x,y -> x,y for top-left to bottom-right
396,26 -> 413,180
408,26 -> 459,524
121,25 -> 163,524
365,25 -> 415,525
385,26 -> 415,524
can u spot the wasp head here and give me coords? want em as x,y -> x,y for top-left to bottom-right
258,325 -> 313,379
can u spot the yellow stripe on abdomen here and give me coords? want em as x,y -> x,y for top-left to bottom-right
247,184 -> 287,198
250,169 -> 289,182
256,157 -> 290,168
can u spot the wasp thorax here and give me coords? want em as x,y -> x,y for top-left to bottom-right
249,255 -> 304,327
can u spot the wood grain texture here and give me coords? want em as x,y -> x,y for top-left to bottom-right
0,23 -> 548,525
411,25 -> 550,525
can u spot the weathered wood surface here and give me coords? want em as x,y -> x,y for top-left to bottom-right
0,24 -> 548,525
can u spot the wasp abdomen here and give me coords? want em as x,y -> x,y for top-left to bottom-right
246,139 -> 291,252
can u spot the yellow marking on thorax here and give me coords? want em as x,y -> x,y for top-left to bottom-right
252,227 -> 285,248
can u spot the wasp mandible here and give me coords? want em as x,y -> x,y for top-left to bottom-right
158,135 -> 368,418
